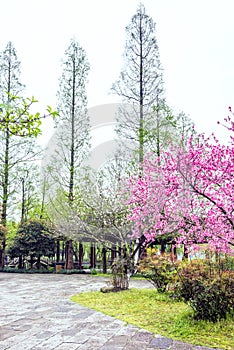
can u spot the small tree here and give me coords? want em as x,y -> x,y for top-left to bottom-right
9,220 -> 56,269
50,162 -> 137,289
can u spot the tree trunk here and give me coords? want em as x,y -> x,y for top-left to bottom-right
0,238 -> 6,268
170,245 -> 177,262
0,63 -> 13,268
183,245 -> 189,260
36,256 -> 41,270
0,127 -> 10,269
139,12 -> 144,165
21,177 -> 25,224
18,255 -> 23,269
118,244 -> 122,257
171,244 -> 177,262
65,240 -> 74,270
111,245 -> 117,264
40,177 -> 46,219
30,256 -> 34,269
73,242 -> 78,261
111,257 -> 130,290
65,58 -> 76,272
160,241 -> 166,255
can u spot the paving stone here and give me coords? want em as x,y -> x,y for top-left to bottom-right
55,343 -> 80,350
75,335 -> 108,349
124,342 -> 152,350
29,334 -> 65,349
100,345 -> 124,350
59,328 -> 80,337
33,331 -> 55,339
65,333 -> 90,344
6,323 -> 32,332
0,327 -> 20,341
109,334 -> 129,345
117,325 -> 139,334
149,335 -> 173,349
133,330 -> 154,343
6,337 -> 44,350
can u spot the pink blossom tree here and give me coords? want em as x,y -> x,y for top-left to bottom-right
126,114 -> 234,255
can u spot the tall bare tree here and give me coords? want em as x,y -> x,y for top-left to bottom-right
0,42 -> 39,267
0,42 -> 54,267
112,4 -> 166,163
0,42 -> 24,229
47,39 -> 90,269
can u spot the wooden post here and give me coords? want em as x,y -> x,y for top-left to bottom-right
102,246 -> 107,273
90,243 -> 96,268
170,244 -> 177,262
65,240 -> 74,270
78,242 -> 83,269
61,241 -> 65,261
160,241 -> 166,255
56,239 -> 60,262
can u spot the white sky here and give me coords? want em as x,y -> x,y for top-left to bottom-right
0,0 -> 233,145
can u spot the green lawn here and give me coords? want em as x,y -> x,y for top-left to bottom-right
71,288 -> 234,350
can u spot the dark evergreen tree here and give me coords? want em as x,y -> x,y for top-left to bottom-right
9,220 -> 55,269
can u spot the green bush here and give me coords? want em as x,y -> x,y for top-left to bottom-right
190,277 -> 233,322
138,251 -> 178,292
175,259 -> 234,322
174,259 -> 211,301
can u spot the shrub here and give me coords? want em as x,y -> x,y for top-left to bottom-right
175,259 -> 234,322
111,257 -> 132,291
138,250 -> 178,292
190,277 -> 233,322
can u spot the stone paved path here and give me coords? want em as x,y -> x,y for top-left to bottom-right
0,273 -> 220,350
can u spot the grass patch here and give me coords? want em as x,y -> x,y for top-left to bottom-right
71,288 -> 234,349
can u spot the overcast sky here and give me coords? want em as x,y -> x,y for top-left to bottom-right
0,0 -> 233,144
